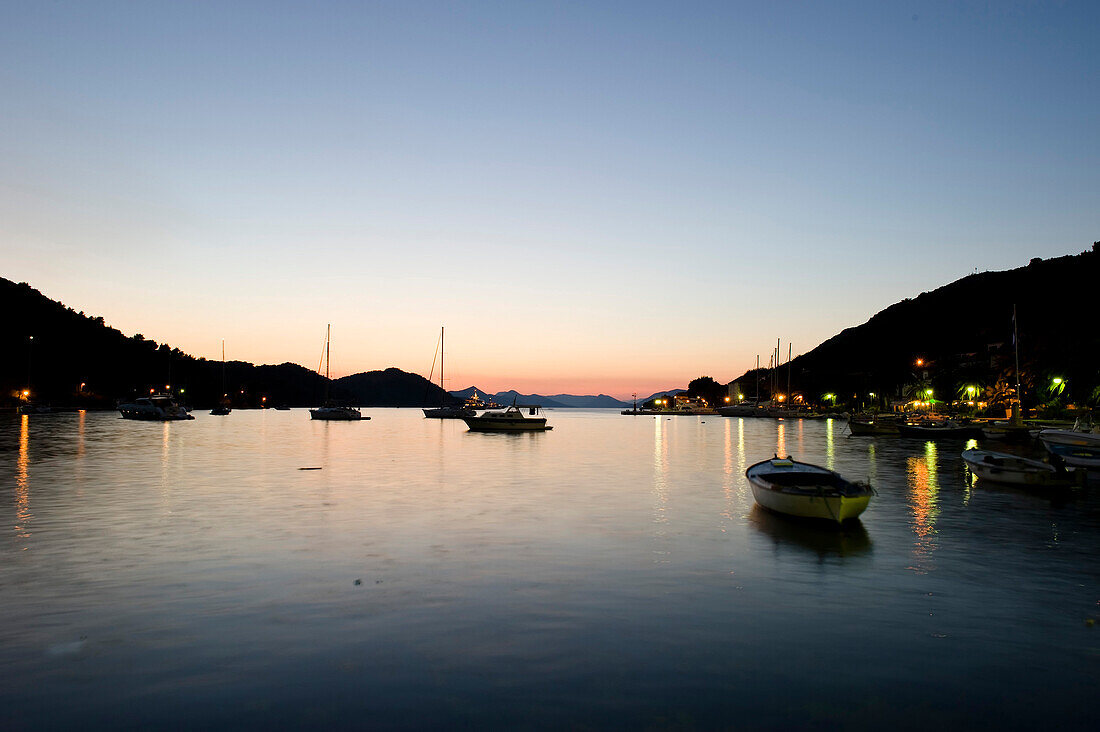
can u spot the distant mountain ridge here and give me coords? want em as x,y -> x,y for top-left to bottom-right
450,386 -> 631,409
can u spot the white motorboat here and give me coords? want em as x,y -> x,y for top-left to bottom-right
745,457 -> 873,523
119,394 -> 194,421
1038,428 -> 1100,469
463,402 -> 552,432
961,449 -> 1078,487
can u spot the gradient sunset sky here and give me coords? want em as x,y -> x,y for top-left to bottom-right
2,1 -> 1096,398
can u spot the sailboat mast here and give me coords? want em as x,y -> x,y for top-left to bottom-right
440,326 -> 445,406
786,343 -> 792,402
324,324 -> 331,403
755,355 -> 760,403
1013,304 -> 1021,403
26,335 -> 33,394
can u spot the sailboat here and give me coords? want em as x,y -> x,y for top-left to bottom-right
210,340 -> 231,415
423,326 -> 472,419
309,324 -> 366,421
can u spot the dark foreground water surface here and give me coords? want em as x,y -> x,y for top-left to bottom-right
2,409 -> 1098,730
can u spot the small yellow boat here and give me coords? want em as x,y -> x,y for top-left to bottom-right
745,457 -> 873,523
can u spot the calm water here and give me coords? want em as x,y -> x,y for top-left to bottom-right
2,409 -> 1098,730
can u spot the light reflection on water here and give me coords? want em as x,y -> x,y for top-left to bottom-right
906,440 -> 940,572
1,410 -> 1098,730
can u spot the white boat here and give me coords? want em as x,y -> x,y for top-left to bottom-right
1038,428 -> 1100,469
961,449 -> 1078,487
119,394 -> 194,421
463,402 -> 552,432
745,457 -> 873,523
309,324 -> 367,421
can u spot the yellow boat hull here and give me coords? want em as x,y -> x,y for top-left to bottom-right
750,483 -> 870,523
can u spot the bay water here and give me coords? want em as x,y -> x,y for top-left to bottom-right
2,409 -> 1097,729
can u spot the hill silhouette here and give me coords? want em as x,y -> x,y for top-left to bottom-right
727,246 -> 1100,409
335,369 -> 454,407
0,277 -> 443,409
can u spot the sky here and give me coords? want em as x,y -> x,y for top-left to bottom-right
2,1 -> 1097,398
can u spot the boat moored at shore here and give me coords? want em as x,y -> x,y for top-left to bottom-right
961,449 -> 1079,487
745,457 -> 873,523
119,394 -> 194,421
463,402 -> 552,432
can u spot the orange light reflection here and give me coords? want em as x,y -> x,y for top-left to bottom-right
906,441 -> 940,572
15,415 -> 31,540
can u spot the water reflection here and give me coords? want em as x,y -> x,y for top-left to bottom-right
653,416 -> 668,525
737,418 -> 746,483
825,418 -> 835,470
866,442 -> 877,485
906,441 -> 940,572
749,505 -> 872,560
776,422 -> 786,458
76,409 -> 86,458
15,415 -> 31,541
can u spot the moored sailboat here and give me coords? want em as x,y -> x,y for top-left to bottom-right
309,324 -> 367,421
423,326 -> 472,419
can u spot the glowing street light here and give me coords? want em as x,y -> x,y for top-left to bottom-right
925,389 -> 934,397
915,358 -> 924,367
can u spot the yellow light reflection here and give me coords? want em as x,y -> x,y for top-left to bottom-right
906,440 -> 940,572
16,415 -> 31,540
652,416 -> 669,563
776,421 -> 786,458
825,418 -> 835,470
653,416 -> 668,523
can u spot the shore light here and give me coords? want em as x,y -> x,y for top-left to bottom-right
1052,378 -> 1063,385
724,396 -> 730,403
22,390 -> 30,397
915,359 -> 924,367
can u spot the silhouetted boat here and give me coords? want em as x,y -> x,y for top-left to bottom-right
119,394 -> 194,421
309,324 -> 367,421
423,327 -> 472,419
745,457 -> 873,523
463,401 -> 552,432
897,419 -> 980,439
210,339 -> 231,415
847,414 -> 900,436
961,449 -> 1078,487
